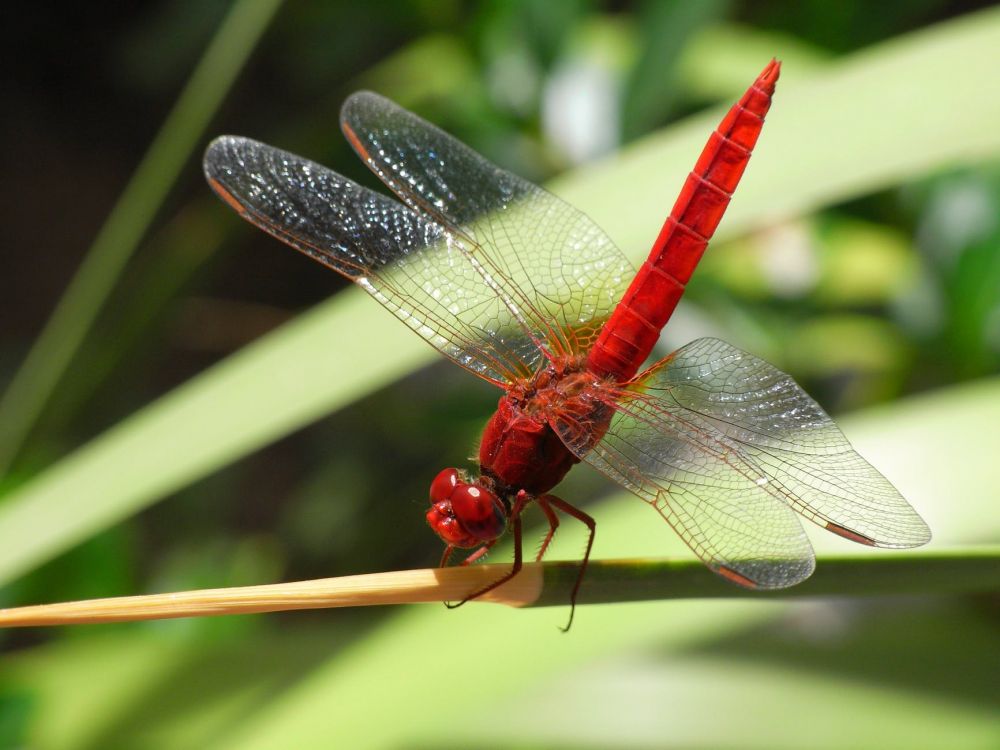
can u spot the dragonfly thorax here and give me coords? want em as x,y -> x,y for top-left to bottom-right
506,355 -> 592,404
475,358 -> 607,498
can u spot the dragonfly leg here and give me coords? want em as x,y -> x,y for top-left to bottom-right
459,541 -> 496,566
445,494 -> 526,610
440,541 -> 497,606
540,494 -> 595,632
439,545 -> 456,568
534,495 -> 561,561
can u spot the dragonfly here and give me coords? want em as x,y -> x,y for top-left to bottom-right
204,60 -> 930,628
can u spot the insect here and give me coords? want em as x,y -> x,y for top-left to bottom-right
204,61 -> 930,628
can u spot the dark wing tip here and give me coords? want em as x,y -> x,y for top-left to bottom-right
824,511 -> 932,550
716,565 -> 761,589
202,135 -> 258,214
824,522 -> 879,547
339,92 -> 395,164
339,90 -> 390,131
202,135 -> 252,185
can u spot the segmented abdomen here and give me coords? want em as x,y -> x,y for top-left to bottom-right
586,60 -> 781,382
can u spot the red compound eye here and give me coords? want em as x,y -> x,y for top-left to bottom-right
450,483 -> 506,542
429,468 -> 459,503
426,469 -> 505,547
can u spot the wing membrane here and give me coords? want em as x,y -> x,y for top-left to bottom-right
204,135 -> 544,385
552,378 -> 815,588
553,337 -> 929,587
644,338 -> 931,547
340,92 -> 634,360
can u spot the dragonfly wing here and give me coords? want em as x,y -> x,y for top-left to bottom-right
634,338 -> 931,547
551,378 -> 816,588
340,92 -> 634,360
204,136 -> 545,385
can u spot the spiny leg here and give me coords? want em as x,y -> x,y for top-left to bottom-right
534,495 -> 561,561
445,492 -> 529,609
440,539 -> 498,607
441,540 -> 498,607
440,540 -> 497,570
460,540 -> 496,566
541,494 -> 596,632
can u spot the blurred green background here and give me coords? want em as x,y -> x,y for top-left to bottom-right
1,1 -> 999,747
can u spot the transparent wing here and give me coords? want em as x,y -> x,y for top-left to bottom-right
553,337 -> 930,587
204,135 -> 546,385
551,382 -> 816,589
633,338 -> 932,546
340,92 -> 634,361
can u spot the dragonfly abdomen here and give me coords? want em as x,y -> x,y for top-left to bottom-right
587,60 -> 780,383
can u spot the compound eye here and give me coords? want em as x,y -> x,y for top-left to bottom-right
450,484 -> 506,542
429,468 -> 459,503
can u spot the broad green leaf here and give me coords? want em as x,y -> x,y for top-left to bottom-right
12,590 -> 996,748
0,627 -> 350,749
212,376 -> 1000,749
2,7 -> 1000,586
477,654 -> 999,749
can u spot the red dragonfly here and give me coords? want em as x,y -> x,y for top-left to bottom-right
204,61 -> 930,626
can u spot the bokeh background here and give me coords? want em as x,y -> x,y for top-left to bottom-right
2,1 -> 999,747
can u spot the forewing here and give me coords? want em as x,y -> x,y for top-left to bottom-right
340,92 -> 634,360
551,379 -> 816,589
204,135 -> 545,385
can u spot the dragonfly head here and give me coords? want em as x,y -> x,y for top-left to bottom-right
426,468 -> 507,548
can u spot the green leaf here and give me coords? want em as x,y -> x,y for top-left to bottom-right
207,376 -> 1000,749
472,647 -> 1000,749
8,354 -> 997,748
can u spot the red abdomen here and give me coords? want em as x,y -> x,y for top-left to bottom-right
478,396 -> 580,495
587,59 -> 781,383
